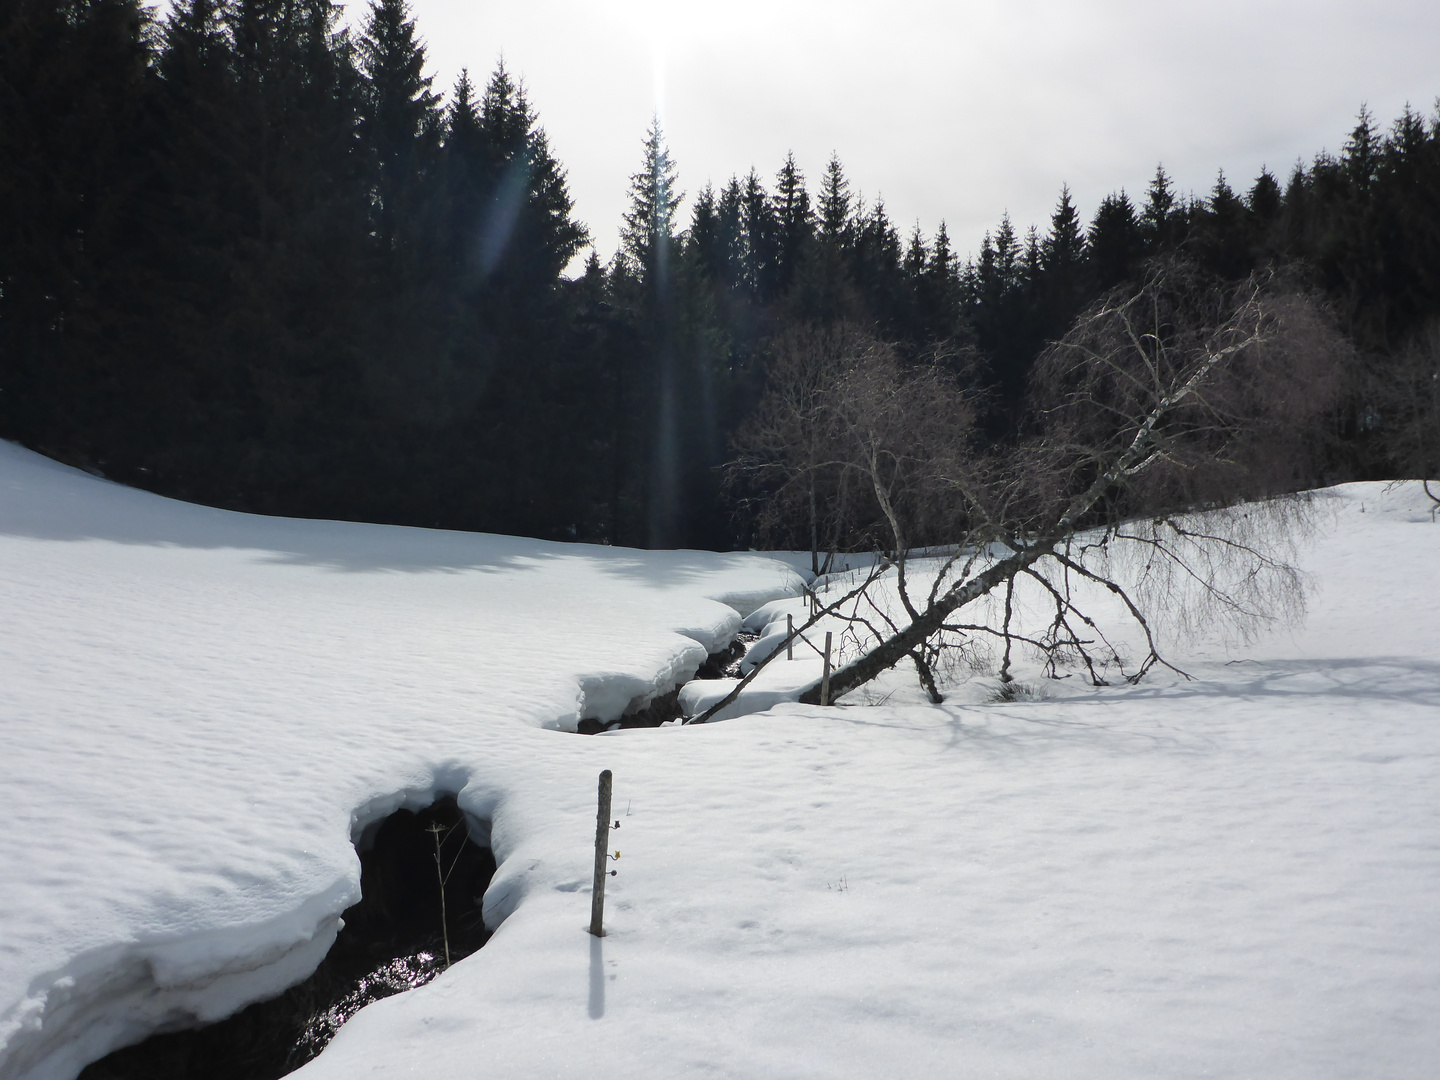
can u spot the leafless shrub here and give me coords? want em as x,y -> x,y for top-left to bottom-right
1377,319 -> 1440,506
727,323 -> 978,570
1023,263 -> 1348,520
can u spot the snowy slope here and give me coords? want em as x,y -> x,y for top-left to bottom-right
0,443 -> 805,1079
2,442 -> 1438,1079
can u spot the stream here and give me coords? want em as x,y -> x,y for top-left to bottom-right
74,639 -> 754,1077
78,797 -> 495,1080
77,635 -> 752,1078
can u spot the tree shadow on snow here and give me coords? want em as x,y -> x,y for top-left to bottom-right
1115,657 -> 1440,706
0,444 -> 802,587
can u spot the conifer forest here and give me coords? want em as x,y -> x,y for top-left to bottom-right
3,0 -> 1438,551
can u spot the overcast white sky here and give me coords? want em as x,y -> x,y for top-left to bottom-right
381,1 -> 1438,271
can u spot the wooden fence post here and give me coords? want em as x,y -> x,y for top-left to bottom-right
820,631 -> 832,706
589,770 -> 613,937
786,614 -> 794,660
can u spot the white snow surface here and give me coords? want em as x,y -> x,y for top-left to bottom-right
2,441 -> 1438,1079
0,442 -> 805,1079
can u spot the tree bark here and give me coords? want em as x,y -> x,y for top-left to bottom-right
797,539 -> 1055,704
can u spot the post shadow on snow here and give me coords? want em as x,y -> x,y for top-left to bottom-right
588,936 -> 605,1019
78,797 -> 496,1080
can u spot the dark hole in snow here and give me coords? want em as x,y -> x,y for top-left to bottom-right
79,797 -> 496,1080
574,632 -> 758,734
694,631 -> 756,680
576,687 -> 683,734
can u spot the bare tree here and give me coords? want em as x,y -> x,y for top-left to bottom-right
706,262 -> 1348,720
727,324 -> 976,574
1377,319 -> 1440,508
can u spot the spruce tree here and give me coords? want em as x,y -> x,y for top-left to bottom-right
479,60 -> 531,161
1086,190 -> 1143,289
715,176 -> 745,290
472,64 -> 585,284
1245,168 -> 1284,267
904,224 -> 928,284
992,213 -> 1020,294
1197,169 -> 1250,279
438,69 -> 483,280
818,153 -> 852,244
742,168 -> 781,302
620,115 -> 682,289
1387,104 -> 1428,162
914,221 -> 963,341
456,61 -> 589,538
1141,164 -> 1181,252
968,212 -> 1038,419
357,0 -> 440,248
1248,168 -> 1282,223
617,117 -> 687,545
687,183 -> 722,280
1032,184 -> 1087,343
851,196 -> 904,330
1342,105 -> 1379,196
0,0 -> 156,462
1041,184 -> 1084,274
1023,224 -> 1042,287
772,151 -> 813,295
900,224 -> 928,339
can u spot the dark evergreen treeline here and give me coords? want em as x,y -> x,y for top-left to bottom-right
3,0 -> 1437,548
2,0 -> 598,537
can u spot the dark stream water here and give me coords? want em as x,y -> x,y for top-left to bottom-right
78,635 -> 750,1077
79,797 -> 495,1080
575,633 -> 754,733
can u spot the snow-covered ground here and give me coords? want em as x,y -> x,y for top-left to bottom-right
1,441 -> 1437,1079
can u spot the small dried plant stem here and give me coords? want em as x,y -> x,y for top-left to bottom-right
426,822 -> 452,968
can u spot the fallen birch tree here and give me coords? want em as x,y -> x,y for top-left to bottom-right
712,261 -> 1349,716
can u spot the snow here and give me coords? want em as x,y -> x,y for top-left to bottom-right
2,441 -> 1438,1079
0,442 -> 805,1079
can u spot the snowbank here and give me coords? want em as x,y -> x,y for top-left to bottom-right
0,443 -> 804,1079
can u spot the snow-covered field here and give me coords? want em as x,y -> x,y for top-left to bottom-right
1,441 -> 1437,1079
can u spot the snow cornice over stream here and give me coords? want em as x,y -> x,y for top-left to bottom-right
0,442 -> 807,1079
2,440 -> 1438,1080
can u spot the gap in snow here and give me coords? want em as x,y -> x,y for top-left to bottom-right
77,797 -> 496,1080
576,687 -> 685,734
692,632 -> 757,681
574,632 -> 758,733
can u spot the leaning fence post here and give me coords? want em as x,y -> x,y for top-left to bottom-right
589,770 -> 613,937
820,631 -> 833,706
786,614 -> 794,660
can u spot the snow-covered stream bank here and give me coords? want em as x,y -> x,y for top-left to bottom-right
79,796 -> 497,1080
3,441 -> 1439,1079
0,443 -> 807,1079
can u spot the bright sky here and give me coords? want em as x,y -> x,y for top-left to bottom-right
384,1 -> 1438,270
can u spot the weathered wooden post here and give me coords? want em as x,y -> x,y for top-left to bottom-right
590,770 -> 613,937
786,614 -> 794,660
820,631 -> 833,706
